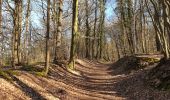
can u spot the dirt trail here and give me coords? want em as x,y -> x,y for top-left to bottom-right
0,59 -> 170,100
47,59 -> 170,100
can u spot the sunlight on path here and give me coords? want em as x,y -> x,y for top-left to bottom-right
16,73 -> 59,100
0,78 -> 30,100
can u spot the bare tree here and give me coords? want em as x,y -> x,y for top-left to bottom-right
23,0 -> 31,64
54,0 -> 63,62
45,0 -> 51,75
68,0 -> 79,69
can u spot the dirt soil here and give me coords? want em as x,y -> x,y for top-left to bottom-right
0,59 -> 170,100
147,59 -> 170,90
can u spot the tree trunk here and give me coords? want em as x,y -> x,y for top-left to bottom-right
146,0 -> 170,59
45,0 -> 51,75
0,0 -> 2,65
54,0 -> 63,62
0,0 -> 2,35
17,0 -> 22,64
69,0 -> 79,69
12,0 -> 21,67
98,0 -> 105,59
92,0 -> 97,59
24,0 -> 30,64
85,0 -> 90,58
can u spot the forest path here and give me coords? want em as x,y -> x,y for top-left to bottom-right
48,59 -> 126,100
1,59 -> 170,100
48,59 -> 170,100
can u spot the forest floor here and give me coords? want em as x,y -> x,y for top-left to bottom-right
0,59 -> 170,100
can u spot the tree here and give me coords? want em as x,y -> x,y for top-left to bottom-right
10,0 -> 22,67
146,0 -> 170,59
85,0 -> 90,59
92,0 -> 98,59
17,0 -> 22,64
45,0 -> 51,75
0,0 -> 2,65
23,0 -> 31,64
126,0 -> 134,54
54,0 -> 63,62
97,0 -> 105,59
0,0 -> 2,35
68,0 -> 79,69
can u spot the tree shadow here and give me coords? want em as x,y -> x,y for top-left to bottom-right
10,75 -> 46,100
40,59 -> 170,99
110,70 -> 170,100
49,65 -> 127,99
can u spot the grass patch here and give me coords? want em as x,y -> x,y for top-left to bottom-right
34,71 -> 47,77
67,61 -> 75,70
5,70 -> 20,76
0,70 -> 12,81
20,64 -> 47,77
157,82 -> 170,91
20,64 -> 43,72
0,69 -> 20,81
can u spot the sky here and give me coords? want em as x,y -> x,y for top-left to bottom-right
30,0 -> 117,28
105,0 -> 116,21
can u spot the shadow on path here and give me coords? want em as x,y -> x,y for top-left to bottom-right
10,75 -> 46,100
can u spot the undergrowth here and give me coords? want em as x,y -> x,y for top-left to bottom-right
0,69 -> 19,81
20,64 -> 47,77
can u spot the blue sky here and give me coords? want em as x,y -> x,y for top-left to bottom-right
30,0 -> 117,28
105,0 -> 116,20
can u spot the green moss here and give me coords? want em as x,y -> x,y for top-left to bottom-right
20,63 -> 48,77
0,70 -> 19,81
20,64 -> 43,72
157,82 -> 170,90
0,70 -> 12,81
67,61 -> 75,70
165,84 -> 170,90
0,69 -> 21,81
34,71 -> 46,77
141,58 -> 160,63
5,70 -> 20,76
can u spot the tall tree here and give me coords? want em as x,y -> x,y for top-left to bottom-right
45,0 -> 51,75
92,0 -> 98,59
127,0 -> 134,54
98,0 -> 105,59
54,0 -> 63,62
146,0 -> 170,59
85,0 -> 90,58
115,0 -> 137,55
68,0 -> 79,69
11,0 -> 22,67
17,0 -> 22,64
24,0 -> 31,64
0,0 -> 2,65
0,0 -> 2,35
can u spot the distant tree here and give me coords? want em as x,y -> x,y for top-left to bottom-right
92,0 -> 98,59
85,0 -> 90,59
